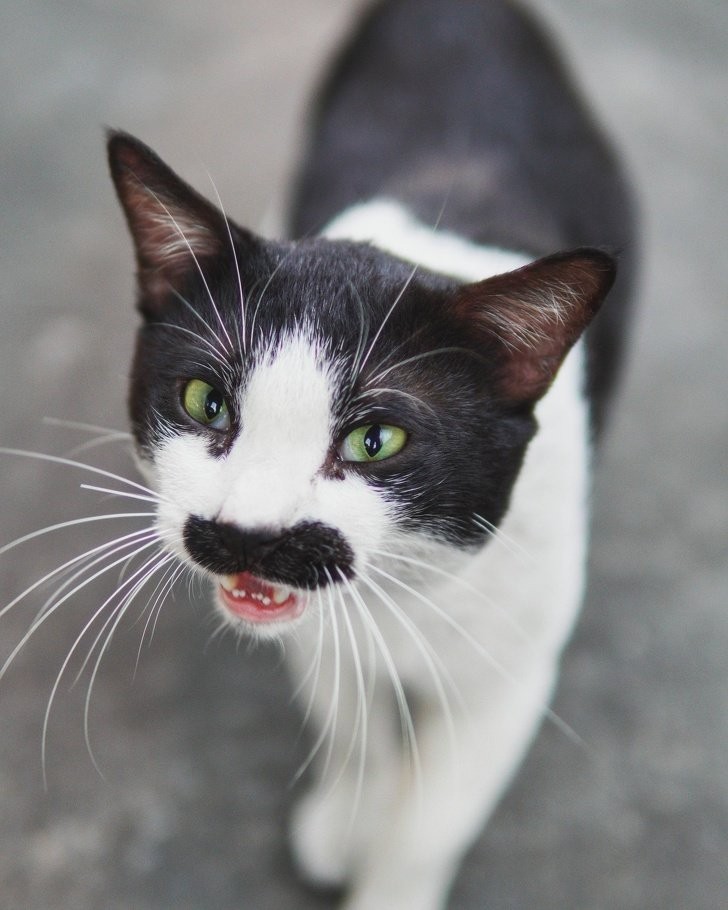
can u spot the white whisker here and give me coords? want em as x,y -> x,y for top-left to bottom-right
368,346 -> 477,386
138,560 -> 186,659
472,513 -> 536,563
249,249 -> 296,351
367,562 -> 584,747
81,549 -> 176,778
292,582 -> 341,786
79,484 -> 161,505
343,278 -> 371,392
0,448 -> 164,501
357,567 -> 462,770
154,318 -> 230,372
42,417 -> 132,439
357,262 -> 419,379
291,588 -> 326,727
332,577 -> 369,837
1,534 -> 161,687
337,570 -> 422,800
32,528 -> 161,628
140,183 -> 235,355
0,525 -> 157,623
205,169 -> 247,356
368,547 -> 535,648
0,512 -> 155,561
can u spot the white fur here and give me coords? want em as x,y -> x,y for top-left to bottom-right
289,200 -> 591,910
148,199 -> 591,910
324,198 -> 531,280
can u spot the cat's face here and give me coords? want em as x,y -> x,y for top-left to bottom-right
109,132 -> 614,636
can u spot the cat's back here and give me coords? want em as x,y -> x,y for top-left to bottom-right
290,0 -> 636,429
290,0 -> 630,252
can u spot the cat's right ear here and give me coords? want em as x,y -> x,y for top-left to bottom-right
107,131 -> 236,305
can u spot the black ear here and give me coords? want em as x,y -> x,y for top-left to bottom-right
454,249 -> 616,404
107,130 -> 231,300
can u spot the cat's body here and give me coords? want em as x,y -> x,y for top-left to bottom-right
106,1 -> 634,908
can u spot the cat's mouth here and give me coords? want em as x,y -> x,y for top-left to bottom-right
218,571 -> 306,624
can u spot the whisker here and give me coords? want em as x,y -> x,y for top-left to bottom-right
154,319 -> 230,372
139,182 -> 235,355
292,582 -> 341,786
357,566 -> 462,769
367,562 -> 584,748
205,169 -> 247,356
368,346 -> 478,386
167,289 -> 234,366
0,525 -> 158,623
1,533 -> 161,685
81,550 -> 176,778
0,512 -> 155,561
137,559 -> 186,661
350,386 -> 441,422
31,527 -> 161,628
72,548 -> 172,687
79,484 -> 161,505
332,577 -> 369,837
64,433 -> 134,459
368,547 -> 535,648
42,417 -> 132,439
343,278 -> 371,394
291,588 -> 326,729
249,248 -> 296,351
337,570 -> 422,799
472,513 -> 536,563
0,447 -> 164,502
357,261 -> 419,379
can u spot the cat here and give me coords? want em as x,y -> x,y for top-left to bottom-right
103,1 -> 635,908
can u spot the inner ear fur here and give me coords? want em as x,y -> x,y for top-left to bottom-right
107,130 -> 229,299
454,249 -> 616,403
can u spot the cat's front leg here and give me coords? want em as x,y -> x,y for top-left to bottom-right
287,643 -> 401,891
342,662 -> 557,910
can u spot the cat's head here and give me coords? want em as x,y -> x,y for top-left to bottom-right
108,131 -> 614,637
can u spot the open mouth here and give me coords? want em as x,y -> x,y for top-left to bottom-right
218,571 -> 306,624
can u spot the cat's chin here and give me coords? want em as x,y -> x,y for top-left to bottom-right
216,571 -> 308,628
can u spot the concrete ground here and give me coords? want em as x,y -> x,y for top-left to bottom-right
1,1 -> 726,907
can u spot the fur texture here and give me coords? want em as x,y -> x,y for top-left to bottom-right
102,1 -> 634,908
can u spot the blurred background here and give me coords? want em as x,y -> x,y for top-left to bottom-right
1,1 -> 726,907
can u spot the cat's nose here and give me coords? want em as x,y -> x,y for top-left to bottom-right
182,515 -> 354,589
184,517 -> 283,573
216,523 -> 280,566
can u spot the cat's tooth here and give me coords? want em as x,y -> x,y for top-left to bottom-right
273,586 -> 291,605
262,596 -> 272,607
221,575 -> 237,592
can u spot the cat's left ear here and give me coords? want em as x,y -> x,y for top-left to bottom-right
107,130 -> 239,302
454,249 -> 616,404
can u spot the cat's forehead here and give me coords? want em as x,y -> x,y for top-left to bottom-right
232,237 -> 457,373
244,328 -> 338,419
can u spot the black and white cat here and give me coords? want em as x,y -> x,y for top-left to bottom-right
105,0 -> 634,908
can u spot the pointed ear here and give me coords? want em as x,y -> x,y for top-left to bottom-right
454,249 -> 616,404
107,130 -> 229,299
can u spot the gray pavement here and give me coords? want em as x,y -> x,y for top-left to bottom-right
1,1 -> 726,907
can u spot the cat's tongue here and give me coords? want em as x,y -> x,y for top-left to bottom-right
218,572 -> 304,624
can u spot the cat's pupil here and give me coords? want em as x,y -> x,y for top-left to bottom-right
204,389 -> 224,421
364,425 -> 383,458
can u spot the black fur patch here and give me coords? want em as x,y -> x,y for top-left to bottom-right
183,516 -> 354,588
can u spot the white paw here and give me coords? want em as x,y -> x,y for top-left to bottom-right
289,787 -> 356,890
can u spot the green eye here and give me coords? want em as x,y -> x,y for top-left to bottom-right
182,379 -> 230,430
340,424 -> 407,463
